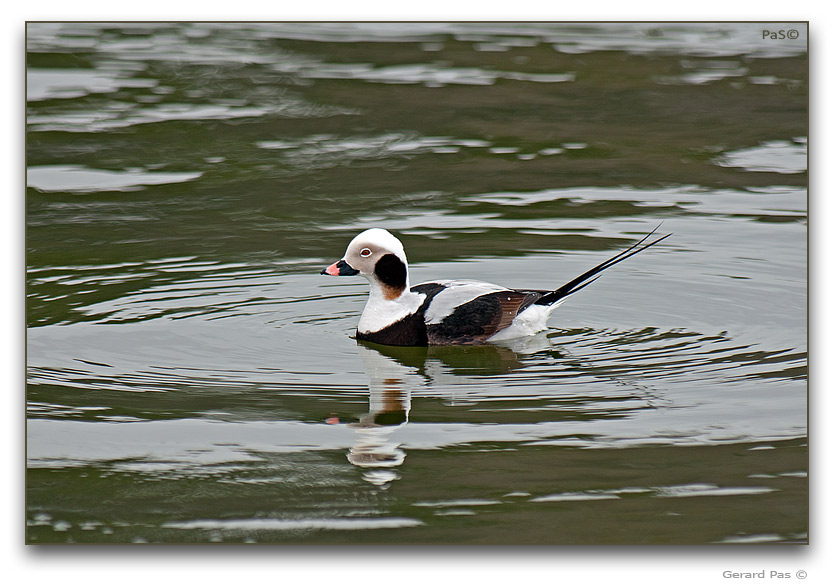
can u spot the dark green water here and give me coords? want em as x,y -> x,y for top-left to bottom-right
26,22 -> 807,545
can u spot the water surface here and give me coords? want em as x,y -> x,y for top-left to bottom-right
26,22 -> 807,545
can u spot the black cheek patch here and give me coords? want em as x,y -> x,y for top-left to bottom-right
374,254 -> 407,289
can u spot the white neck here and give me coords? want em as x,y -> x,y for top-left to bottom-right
357,275 -> 424,334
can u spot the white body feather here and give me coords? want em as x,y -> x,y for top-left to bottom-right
357,277 -> 425,334
485,300 -> 566,342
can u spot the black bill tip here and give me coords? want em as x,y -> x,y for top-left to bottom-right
322,259 -> 359,276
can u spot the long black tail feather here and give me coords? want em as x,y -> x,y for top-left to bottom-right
536,226 -> 671,306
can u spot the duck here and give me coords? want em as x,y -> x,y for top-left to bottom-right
321,227 -> 669,346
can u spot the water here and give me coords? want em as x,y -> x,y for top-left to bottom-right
26,22 -> 807,545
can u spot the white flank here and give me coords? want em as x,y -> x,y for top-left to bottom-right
486,300 -> 566,342
423,280 -> 510,325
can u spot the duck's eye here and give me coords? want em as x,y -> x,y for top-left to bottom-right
360,248 -> 373,257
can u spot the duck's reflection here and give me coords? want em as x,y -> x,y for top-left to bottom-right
342,343 -> 413,486
342,339 -> 534,486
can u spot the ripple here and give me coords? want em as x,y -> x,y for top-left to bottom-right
655,62 -> 749,85
717,533 -> 796,544
162,517 -> 423,531
461,185 -> 806,220
257,133 -> 494,170
26,68 -> 158,101
654,483 -> 777,498
27,165 -> 203,194
714,139 -> 807,174
295,62 -> 574,86
550,328 -> 807,385
27,99 -> 356,133
26,412 -> 806,469
529,482 -> 778,504
27,257 -> 295,325
530,492 -> 620,503
102,22 -> 807,58
412,499 -> 502,508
